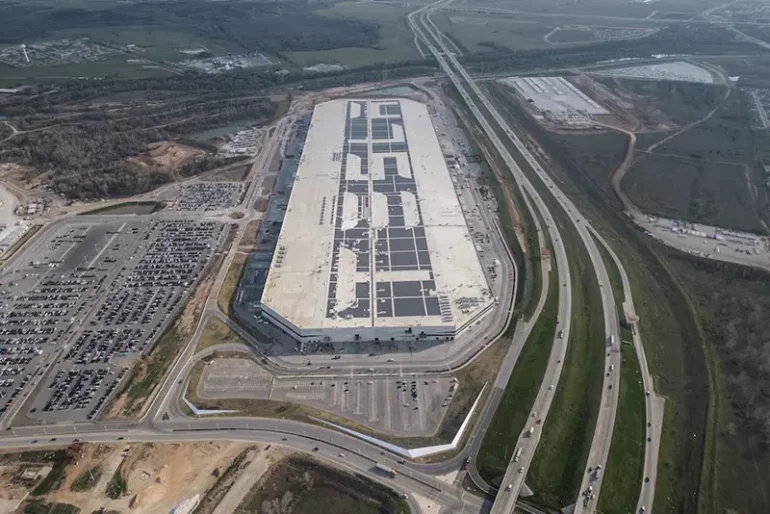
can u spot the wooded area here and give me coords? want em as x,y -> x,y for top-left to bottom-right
1,94 -> 276,198
0,0 -> 378,53
0,60 -> 436,199
460,24 -> 758,73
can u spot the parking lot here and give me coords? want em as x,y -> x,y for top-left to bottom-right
197,357 -> 456,437
0,219 -> 225,423
165,182 -> 244,212
639,214 -> 770,269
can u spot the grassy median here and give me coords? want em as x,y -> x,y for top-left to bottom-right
464,80 -> 605,508
196,318 -> 246,353
482,79 -> 711,513
526,218 -> 604,508
598,327 -> 645,513
476,256 -> 557,487
593,237 -> 645,513
443,83 -> 541,322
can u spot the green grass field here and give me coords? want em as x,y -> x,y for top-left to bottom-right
283,2 -> 421,67
0,54 -> 177,81
624,153 -> 761,232
526,223 -> 605,508
31,450 -> 72,496
69,466 -> 102,493
481,75 -> 712,514
596,79 -> 726,131
476,82 -> 616,509
430,13 -> 553,53
105,463 -> 127,499
23,502 -> 80,514
598,331 -> 645,512
78,201 -> 162,216
593,235 -> 646,514
197,318 -> 245,353
476,258 -> 557,487
50,26 -> 239,62
546,27 -> 597,44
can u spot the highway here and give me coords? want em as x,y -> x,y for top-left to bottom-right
0,11 -> 665,513
408,1 -> 577,509
407,1 -> 625,512
461,181 -> 551,493
0,419 -> 475,514
589,227 -> 663,514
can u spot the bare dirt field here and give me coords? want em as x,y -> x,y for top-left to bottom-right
40,442 -> 253,514
235,455 -> 410,514
0,462 -> 43,512
128,141 -> 206,170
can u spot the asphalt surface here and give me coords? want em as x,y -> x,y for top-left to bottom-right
589,227 -> 663,514
408,5 -> 573,511
407,3 -> 629,512
0,420 -> 467,514
0,24 -> 668,514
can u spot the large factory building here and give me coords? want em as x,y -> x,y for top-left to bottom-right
260,98 -> 493,343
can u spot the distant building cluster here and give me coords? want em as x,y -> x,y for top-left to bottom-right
178,51 -> 271,74
0,39 -> 114,68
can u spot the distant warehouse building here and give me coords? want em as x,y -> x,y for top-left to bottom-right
260,98 -> 493,343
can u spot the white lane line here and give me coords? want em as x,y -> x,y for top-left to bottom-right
384,380 -> 392,431
87,223 -> 125,268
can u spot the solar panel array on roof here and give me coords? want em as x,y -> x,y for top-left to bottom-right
325,100 -> 442,321
260,98 -> 493,343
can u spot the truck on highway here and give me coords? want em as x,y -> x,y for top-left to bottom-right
375,463 -> 397,477
514,447 -> 522,463
608,335 -> 616,346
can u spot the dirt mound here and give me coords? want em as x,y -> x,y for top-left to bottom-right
43,442 -> 250,514
128,141 -> 205,170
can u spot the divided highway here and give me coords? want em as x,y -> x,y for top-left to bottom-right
589,227 -> 663,514
0,8 -> 665,513
408,2 -> 624,512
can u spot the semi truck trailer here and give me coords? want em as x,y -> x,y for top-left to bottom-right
375,463 -> 397,477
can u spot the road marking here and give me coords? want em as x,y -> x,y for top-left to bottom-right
87,223 -> 125,269
384,380 -> 392,431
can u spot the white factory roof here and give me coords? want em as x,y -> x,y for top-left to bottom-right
261,98 -> 492,334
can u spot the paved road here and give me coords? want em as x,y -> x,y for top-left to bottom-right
408,3 -> 574,509
0,25 -> 662,514
147,116 -> 291,423
407,3 -> 575,509
589,227 -> 664,514
442,3 -> 770,26
407,2 -> 625,511
0,418 -> 481,514
462,193 -> 551,493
